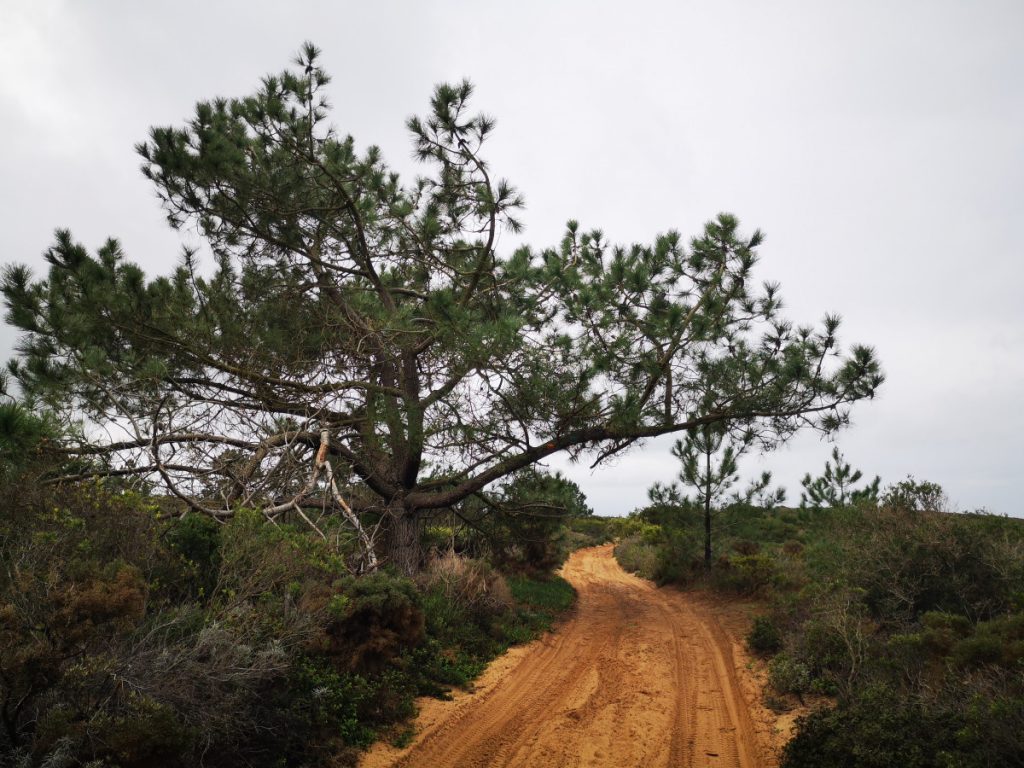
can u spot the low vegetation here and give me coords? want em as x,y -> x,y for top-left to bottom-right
612,471 -> 1024,766
0,464 -> 579,767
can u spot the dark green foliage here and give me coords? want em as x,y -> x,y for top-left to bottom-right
403,571 -> 574,697
476,469 -> 588,573
2,44 -> 881,576
711,553 -> 776,595
164,513 -> 221,598
769,655 -> 813,698
784,675 -> 1024,768
412,555 -> 511,687
439,469 -> 593,573
0,402 -> 57,481
564,515 -> 620,549
287,660 -> 379,750
783,685 -> 960,768
800,447 -> 879,509
747,616 -> 783,655
954,672 -> 1024,767
949,613 -> 1024,669
832,504 -> 1024,622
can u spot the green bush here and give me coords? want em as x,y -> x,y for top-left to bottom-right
713,553 -> 775,595
834,506 -> 1024,622
614,535 -> 661,581
954,672 -> 1024,767
951,613 -> 1024,669
769,654 -> 812,697
782,685 -> 961,768
165,513 -> 222,599
567,516 -> 618,546
0,468 -> 581,767
747,615 -> 783,656
419,550 -> 513,617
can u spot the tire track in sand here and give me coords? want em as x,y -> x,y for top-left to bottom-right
361,544 -> 775,768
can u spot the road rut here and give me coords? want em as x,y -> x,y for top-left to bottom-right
361,544 -> 777,768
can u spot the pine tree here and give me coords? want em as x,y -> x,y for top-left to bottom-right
800,447 -> 880,509
663,425 -> 785,569
2,45 -> 883,574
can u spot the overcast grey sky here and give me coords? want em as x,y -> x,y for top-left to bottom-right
2,0 -> 1022,515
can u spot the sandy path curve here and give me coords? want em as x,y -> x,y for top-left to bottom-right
361,544 -> 779,768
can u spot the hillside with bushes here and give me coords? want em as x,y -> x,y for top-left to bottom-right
612,475 -> 1024,767
0,413 -> 580,767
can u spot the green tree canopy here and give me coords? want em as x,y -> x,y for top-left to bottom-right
2,44 -> 882,573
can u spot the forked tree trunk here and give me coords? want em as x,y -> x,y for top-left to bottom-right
387,507 -> 423,577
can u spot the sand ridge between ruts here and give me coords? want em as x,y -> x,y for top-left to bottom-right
361,544 -> 781,768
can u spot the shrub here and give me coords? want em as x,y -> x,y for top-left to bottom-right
713,553 -> 775,595
563,528 -> 596,551
954,670 -> 1024,767
614,535 -> 661,581
165,513 -> 221,599
768,654 -> 812,697
951,613 -> 1024,669
732,539 -> 761,556
0,472 -> 580,766
747,615 -> 783,656
567,516 -> 618,546
833,505 -> 1024,622
782,539 -> 805,557
781,685 -> 960,768
917,610 -> 972,655
325,571 -> 425,671
418,550 -> 513,616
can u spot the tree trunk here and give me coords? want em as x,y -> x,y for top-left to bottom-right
387,506 -> 423,577
704,453 -> 713,570
704,495 -> 712,570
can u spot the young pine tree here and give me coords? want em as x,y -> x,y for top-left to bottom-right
800,447 -> 880,510
667,426 -> 783,569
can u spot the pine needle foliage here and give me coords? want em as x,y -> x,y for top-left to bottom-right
2,45 -> 882,573
800,447 -> 880,509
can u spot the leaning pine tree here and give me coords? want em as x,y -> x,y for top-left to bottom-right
2,45 -> 883,575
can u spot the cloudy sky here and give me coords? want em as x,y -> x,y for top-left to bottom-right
2,1 -> 1021,515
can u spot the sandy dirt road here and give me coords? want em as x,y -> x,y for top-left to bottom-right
362,544 -> 782,768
